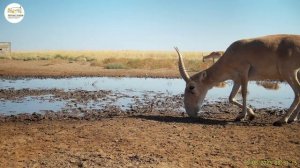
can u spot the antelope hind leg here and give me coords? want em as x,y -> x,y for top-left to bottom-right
274,72 -> 300,126
288,105 -> 299,123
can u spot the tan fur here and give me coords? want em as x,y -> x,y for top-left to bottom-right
176,34 -> 300,125
202,51 -> 224,63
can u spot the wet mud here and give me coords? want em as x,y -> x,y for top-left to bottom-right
0,79 -> 299,167
0,88 -> 290,124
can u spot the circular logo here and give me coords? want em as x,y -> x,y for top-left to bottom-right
4,3 -> 25,23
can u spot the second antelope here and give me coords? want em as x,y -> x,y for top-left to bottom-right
175,34 -> 300,126
202,51 -> 224,63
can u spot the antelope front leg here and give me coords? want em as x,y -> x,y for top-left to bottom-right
229,82 -> 256,121
289,72 -> 300,122
274,97 -> 299,126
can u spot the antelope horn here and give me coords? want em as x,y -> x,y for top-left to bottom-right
174,47 -> 190,82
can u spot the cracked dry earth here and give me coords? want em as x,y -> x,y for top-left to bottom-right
0,110 -> 299,168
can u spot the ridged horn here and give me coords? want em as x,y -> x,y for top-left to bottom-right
174,47 -> 190,82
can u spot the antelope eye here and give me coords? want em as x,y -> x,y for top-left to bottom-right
189,85 -> 195,90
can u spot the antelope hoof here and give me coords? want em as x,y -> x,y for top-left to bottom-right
234,118 -> 241,122
288,113 -> 299,123
287,118 -> 299,124
248,114 -> 256,121
273,120 -> 287,126
234,115 -> 246,122
247,108 -> 256,121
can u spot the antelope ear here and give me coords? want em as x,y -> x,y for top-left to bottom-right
199,71 -> 207,81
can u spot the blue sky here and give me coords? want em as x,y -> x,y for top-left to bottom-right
0,0 -> 299,51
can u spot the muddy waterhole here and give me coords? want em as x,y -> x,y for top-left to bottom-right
0,77 -> 293,116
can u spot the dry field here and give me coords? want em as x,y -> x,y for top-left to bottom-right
0,50 -> 215,78
3,50 -> 212,69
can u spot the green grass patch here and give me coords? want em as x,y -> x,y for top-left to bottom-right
104,63 -> 127,69
0,56 -> 8,59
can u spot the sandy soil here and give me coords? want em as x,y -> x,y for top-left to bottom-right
0,112 -> 299,168
0,60 -> 180,78
0,60 -> 299,167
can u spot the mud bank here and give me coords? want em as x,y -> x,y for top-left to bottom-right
0,111 -> 299,167
0,88 -> 288,123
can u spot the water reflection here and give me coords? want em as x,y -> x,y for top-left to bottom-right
0,77 -> 184,93
0,95 -> 65,114
0,77 -> 294,114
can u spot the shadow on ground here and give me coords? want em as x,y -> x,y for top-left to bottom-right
129,113 -> 296,127
130,114 -> 230,126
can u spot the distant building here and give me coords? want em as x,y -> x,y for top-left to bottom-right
0,42 -> 11,57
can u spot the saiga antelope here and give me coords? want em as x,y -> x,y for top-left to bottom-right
202,51 -> 224,63
175,34 -> 300,126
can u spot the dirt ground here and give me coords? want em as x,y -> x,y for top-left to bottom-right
0,60 -> 300,167
0,112 -> 299,168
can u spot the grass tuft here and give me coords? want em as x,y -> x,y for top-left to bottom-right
105,63 -> 127,69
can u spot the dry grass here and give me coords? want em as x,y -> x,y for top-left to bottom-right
9,50 -> 210,60
256,81 -> 280,90
4,50 -> 214,71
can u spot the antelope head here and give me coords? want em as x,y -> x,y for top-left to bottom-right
175,47 -> 210,117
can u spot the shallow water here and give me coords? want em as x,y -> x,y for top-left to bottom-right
0,95 -> 65,114
0,77 -> 294,114
1,77 -> 183,93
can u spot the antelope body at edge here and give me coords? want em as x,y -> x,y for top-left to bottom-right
175,34 -> 300,126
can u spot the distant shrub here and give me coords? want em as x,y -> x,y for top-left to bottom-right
39,57 -> 49,60
104,63 -> 127,69
102,58 -> 118,64
68,57 -> 77,61
23,57 -> 37,61
86,57 -> 96,62
75,56 -> 87,62
0,56 -> 8,59
54,54 -> 65,59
